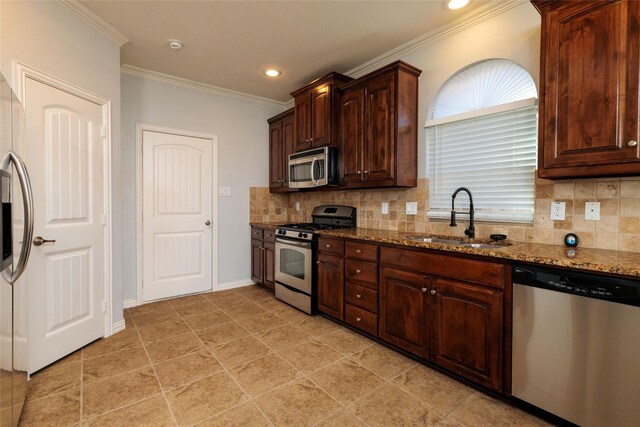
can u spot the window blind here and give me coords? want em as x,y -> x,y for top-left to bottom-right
426,102 -> 537,223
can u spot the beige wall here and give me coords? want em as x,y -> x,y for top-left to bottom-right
250,2 -> 640,253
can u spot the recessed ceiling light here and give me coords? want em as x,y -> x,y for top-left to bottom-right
264,69 -> 281,77
447,0 -> 470,10
168,39 -> 183,50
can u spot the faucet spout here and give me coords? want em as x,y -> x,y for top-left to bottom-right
450,187 -> 475,239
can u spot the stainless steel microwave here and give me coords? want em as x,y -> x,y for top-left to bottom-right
288,146 -> 337,188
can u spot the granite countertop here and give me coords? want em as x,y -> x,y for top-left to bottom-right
317,227 -> 640,278
249,222 -> 283,228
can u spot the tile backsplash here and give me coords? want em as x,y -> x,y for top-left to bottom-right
250,177 -> 640,252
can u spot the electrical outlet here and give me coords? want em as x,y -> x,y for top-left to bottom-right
585,202 -> 601,220
295,202 -> 300,212
406,201 -> 417,215
550,201 -> 566,220
381,202 -> 389,215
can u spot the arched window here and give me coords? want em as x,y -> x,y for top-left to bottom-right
426,59 -> 538,223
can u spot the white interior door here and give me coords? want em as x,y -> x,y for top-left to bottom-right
142,130 -> 213,302
25,78 -> 106,373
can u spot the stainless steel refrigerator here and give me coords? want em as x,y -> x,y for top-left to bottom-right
0,74 -> 34,426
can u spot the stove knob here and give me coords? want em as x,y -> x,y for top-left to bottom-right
298,232 -> 303,238
278,230 -> 285,235
302,233 -> 308,238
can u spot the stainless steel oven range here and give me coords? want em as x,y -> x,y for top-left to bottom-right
275,205 -> 356,314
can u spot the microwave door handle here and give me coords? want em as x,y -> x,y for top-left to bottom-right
310,157 -> 319,186
0,151 -> 34,284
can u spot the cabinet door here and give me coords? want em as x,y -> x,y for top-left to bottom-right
251,239 -> 263,284
365,73 -> 395,183
282,113 -> 295,187
311,83 -> 332,147
379,266 -> 429,358
539,0 -> 640,177
431,277 -> 503,391
294,94 -> 312,152
339,88 -> 365,184
263,241 -> 275,291
316,252 -> 345,321
268,121 -> 283,189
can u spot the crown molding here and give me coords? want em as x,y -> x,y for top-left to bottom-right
121,64 -> 289,107
346,0 -> 529,78
56,0 -> 129,47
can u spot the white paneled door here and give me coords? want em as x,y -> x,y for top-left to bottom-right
142,130 -> 214,301
25,78 -> 106,372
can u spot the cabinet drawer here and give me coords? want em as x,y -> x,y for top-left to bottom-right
380,247 -> 504,289
345,241 -> 378,261
318,237 -> 344,256
345,282 -> 378,313
263,228 -> 276,242
251,226 -> 264,240
345,304 -> 378,336
345,259 -> 378,287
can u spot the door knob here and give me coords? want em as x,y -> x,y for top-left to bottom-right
33,236 -> 56,246
628,140 -> 638,147
205,220 -> 211,226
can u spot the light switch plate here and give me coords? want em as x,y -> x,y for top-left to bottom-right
550,201 -> 566,220
585,202 -> 601,220
406,201 -> 417,215
381,202 -> 389,215
218,187 -> 232,197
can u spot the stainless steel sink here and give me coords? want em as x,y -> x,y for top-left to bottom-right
411,237 -> 463,245
407,235 -> 510,249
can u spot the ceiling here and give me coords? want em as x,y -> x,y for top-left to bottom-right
80,1 -> 491,103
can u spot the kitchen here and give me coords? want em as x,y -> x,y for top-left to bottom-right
1,0 -> 639,426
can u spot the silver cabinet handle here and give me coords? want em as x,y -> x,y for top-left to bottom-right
628,140 -> 638,147
356,249 -> 362,253
1,151 -> 33,284
356,294 -> 362,299
205,220 -> 211,226
356,317 -> 362,322
430,289 -> 437,295
421,287 -> 428,293
355,269 -> 362,274
364,170 -> 369,174
357,170 -> 362,175
33,236 -> 56,246
326,244 -> 332,248
316,260 -> 321,264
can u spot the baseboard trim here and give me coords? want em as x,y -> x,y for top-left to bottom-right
216,279 -> 255,291
123,299 -> 138,309
112,319 -> 126,334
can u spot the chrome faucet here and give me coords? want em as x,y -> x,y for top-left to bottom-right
450,187 -> 475,239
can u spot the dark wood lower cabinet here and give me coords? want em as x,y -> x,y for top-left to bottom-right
250,226 -> 276,292
379,266 -> 430,358
431,277 -> 503,391
316,252 -> 345,321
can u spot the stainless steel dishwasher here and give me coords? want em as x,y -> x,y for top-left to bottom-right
512,264 -> 640,427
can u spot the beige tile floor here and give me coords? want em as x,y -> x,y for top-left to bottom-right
19,286 -> 550,426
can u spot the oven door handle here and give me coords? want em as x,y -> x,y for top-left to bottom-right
310,157 -> 319,186
276,237 -> 312,249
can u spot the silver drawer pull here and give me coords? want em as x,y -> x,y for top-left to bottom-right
326,244 -> 332,248
356,294 -> 362,299
355,269 -> 362,274
628,140 -> 638,147
356,317 -> 362,322
356,249 -> 362,253
431,289 -> 437,295
421,287 -> 428,293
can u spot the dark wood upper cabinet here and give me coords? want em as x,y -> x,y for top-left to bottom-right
291,73 -> 353,153
430,277 -> 503,391
268,108 -> 296,193
533,0 -> 640,178
379,266 -> 429,358
339,61 -> 420,188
